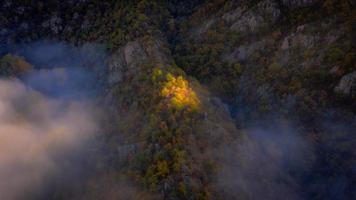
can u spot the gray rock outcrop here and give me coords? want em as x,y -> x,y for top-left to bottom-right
334,72 -> 356,97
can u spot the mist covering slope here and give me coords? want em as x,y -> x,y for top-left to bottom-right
0,0 -> 355,200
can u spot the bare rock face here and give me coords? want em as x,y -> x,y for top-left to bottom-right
192,0 -> 281,37
107,40 -> 150,85
334,72 -> 356,97
230,11 -> 265,33
280,31 -> 319,51
229,0 -> 281,34
107,39 -> 171,85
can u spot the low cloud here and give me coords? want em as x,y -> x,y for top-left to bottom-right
0,41 -> 105,200
0,78 -> 98,200
217,122 -> 315,200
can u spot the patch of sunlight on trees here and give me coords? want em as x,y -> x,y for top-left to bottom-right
160,73 -> 200,111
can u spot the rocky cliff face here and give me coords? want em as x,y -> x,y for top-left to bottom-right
176,0 -> 354,118
335,71 -> 356,97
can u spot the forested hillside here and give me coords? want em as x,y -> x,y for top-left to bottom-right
0,0 -> 355,200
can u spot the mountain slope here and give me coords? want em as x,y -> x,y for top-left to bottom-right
0,0 -> 355,200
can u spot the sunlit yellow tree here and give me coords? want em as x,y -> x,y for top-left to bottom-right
161,73 -> 200,111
